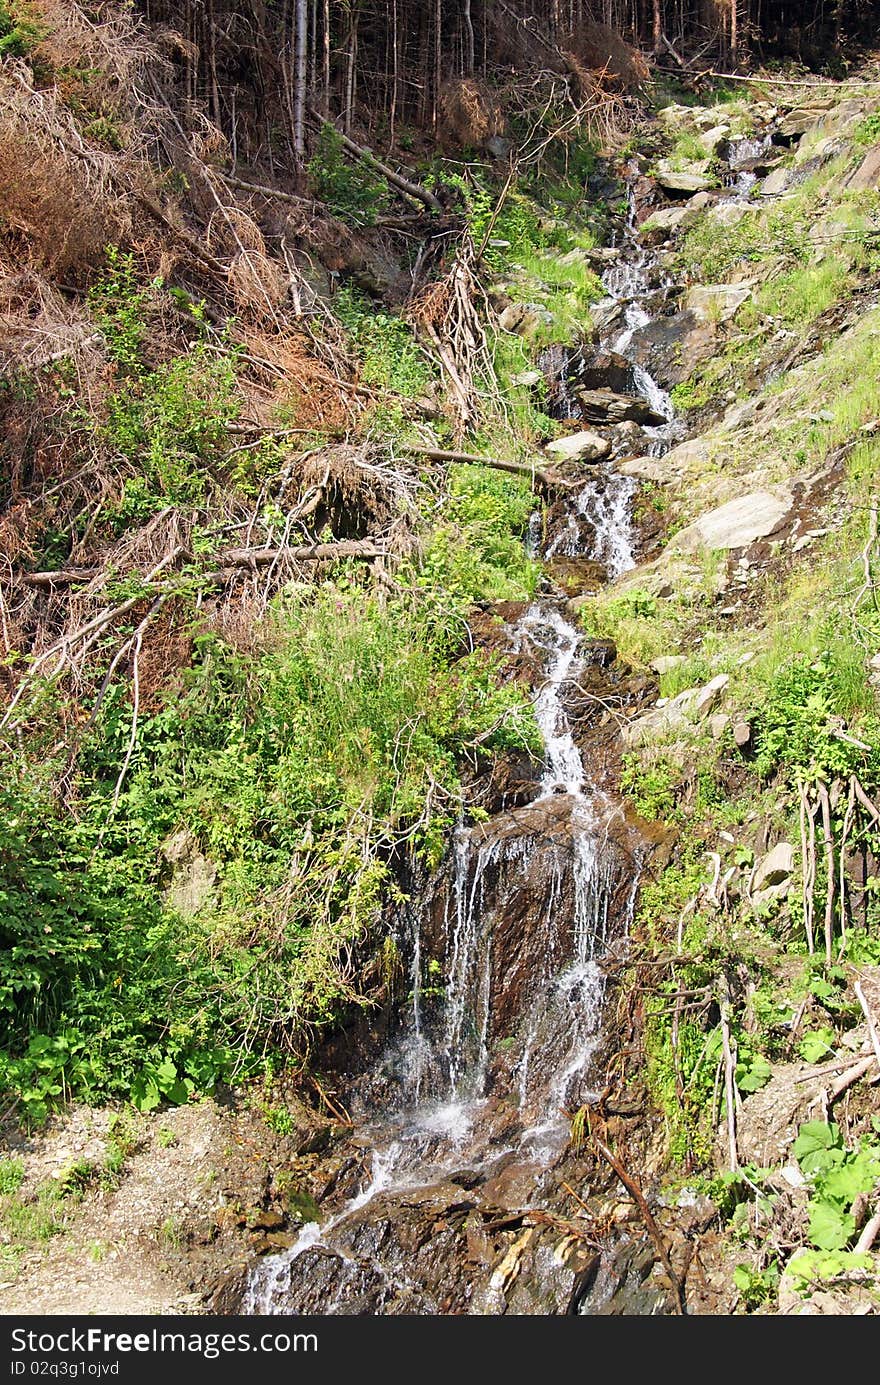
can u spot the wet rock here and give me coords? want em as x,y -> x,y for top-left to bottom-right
567,348 -> 634,396
590,298 -> 626,336
574,389 -> 667,427
625,310 -> 714,390
609,420 -> 645,456
546,556 -> 608,597
478,748 -> 543,814
669,490 -> 793,553
246,1208 -> 286,1230
544,430 -> 611,463
685,281 -> 753,323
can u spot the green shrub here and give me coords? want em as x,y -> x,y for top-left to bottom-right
333,286 -> 432,397
308,124 -> 389,225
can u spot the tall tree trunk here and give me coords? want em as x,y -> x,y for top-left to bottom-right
293,0 -> 308,155
462,0 -> 475,75
322,0 -> 330,115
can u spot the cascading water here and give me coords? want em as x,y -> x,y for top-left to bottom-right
242,587 -> 642,1315
237,148 -> 711,1321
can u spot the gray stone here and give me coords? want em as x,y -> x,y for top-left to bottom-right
794,133 -> 845,166
707,202 -> 762,226
685,281 -> 753,323
670,490 -> 792,554
617,455 -> 668,482
511,369 -> 544,388
751,841 -> 795,893
651,655 -> 685,675
709,713 -> 729,739
845,145 -> 880,191
698,123 -> 730,155
162,828 -> 217,917
759,164 -> 792,196
544,430 -> 611,463
621,674 -> 729,748
777,109 -> 822,138
655,165 -> 715,194
574,388 -> 667,426
639,206 -> 693,242
733,720 -> 753,750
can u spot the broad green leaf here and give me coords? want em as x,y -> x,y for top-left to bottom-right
793,1120 -> 842,1174
822,1154 -> 880,1205
808,1200 -> 855,1251
798,1028 -> 836,1063
736,1055 -> 772,1093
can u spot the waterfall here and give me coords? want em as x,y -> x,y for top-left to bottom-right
242,594 -> 642,1316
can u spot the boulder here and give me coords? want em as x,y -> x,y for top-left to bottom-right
751,841 -> 795,893
707,202 -> 762,226
733,719 -> 753,750
670,490 -> 792,553
574,388 -> 667,427
651,655 -> 685,675
621,674 -> 729,748
685,281 -> 753,323
544,430 -> 611,462
617,456 -> 670,483
776,109 -> 822,139
655,162 -> 715,194
845,145 -> 880,191
639,206 -> 694,243
568,348 -> 634,395
759,164 -> 792,196
698,123 -> 730,156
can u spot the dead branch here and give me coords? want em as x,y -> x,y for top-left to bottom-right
799,781 -> 816,955
719,986 -> 739,1173
592,1134 -> 686,1315
828,1054 -> 879,1101
818,780 -> 837,967
855,1205 -> 880,1255
854,980 -> 880,1073
306,108 -> 442,213
405,445 -> 558,492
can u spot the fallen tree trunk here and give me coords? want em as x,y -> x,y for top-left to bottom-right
218,538 -> 385,567
22,539 -> 386,592
405,445 -> 561,492
307,109 -> 442,213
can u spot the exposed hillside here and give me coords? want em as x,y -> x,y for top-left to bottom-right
2,0 -> 880,1318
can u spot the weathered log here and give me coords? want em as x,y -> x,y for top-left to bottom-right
22,539 -> 385,591
405,445 -> 561,492
307,109 -> 442,213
